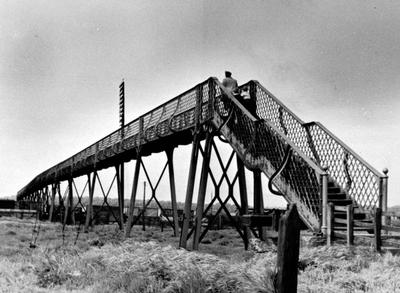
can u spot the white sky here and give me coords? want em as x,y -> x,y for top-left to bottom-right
1,1 -> 399,206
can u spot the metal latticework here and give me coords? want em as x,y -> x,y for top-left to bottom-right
17,78 -> 215,198
249,81 -> 384,211
212,80 -> 323,229
18,77 -> 384,231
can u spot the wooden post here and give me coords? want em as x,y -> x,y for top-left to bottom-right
253,170 -> 265,240
179,135 -> 200,248
346,204 -> 354,246
166,148 -> 180,237
84,172 -> 96,232
374,207 -> 382,252
125,156 -> 141,237
237,155 -> 250,250
321,166 -> 329,235
193,133 -> 213,250
276,204 -> 300,293
327,202 -> 334,246
48,184 -> 56,222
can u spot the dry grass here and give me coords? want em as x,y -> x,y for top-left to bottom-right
1,216 -> 400,292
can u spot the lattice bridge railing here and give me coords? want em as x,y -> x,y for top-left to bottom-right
248,80 -> 385,211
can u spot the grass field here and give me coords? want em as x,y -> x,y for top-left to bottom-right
1,216 -> 400,292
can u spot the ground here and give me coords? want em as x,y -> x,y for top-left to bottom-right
0,216 -> 399,293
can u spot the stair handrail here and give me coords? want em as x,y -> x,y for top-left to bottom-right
213,79 -> 324,174
213,79 -> 326,230
250,80 -> 385,210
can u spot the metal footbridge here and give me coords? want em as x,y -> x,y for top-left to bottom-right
17,77 -> 388,248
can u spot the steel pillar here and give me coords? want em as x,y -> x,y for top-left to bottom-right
84,172 -> 96,232
237,155 -> 250,250
48,184 -> 56,222
166,148 -> 180,237
116,164 -> 125,230
64,178 -> 74,225
253,170 -> 266,240
193,132 -> 213,250
179,134 -> 201,248
125,156 -> 142,237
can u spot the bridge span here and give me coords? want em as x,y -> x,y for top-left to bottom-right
17,76 -> 388,249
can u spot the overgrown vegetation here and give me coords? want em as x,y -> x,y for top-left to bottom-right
0,216 -> 399,292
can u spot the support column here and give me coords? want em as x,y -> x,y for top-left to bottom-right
253,170 -> 266,240
84,172 -> 96,232
193,133 -> 213,250
116,164 -> 124,230
48,184 -> 56,222
237,155 -> 250,250
166,148 -> 180,237
64,178 -> 74,225
125,156 -> 142,237
179,135 -> 200,248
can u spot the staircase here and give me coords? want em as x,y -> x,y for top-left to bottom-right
211,79 -> 386,233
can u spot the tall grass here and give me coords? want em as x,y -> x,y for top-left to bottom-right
1,217 -> 400,292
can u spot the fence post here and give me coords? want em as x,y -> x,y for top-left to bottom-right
374,207 -> 382,252
346,204 -> 354,246
327,202 -> 334,246
276,204 -> 300,293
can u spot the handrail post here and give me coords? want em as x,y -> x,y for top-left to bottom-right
380,168 -> 389,227
321,166 -> 329,235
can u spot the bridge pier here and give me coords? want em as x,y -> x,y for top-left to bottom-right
237,155 -> 250,250
166,147 -> 180,237
180,131 -> 251,251
125,155 -> 141,237
48,184 -> 56,222
253,170 -> 266,240
116,164 -> 125,230
84,172 -> 96,232
63,178 -> 74,225
179,134 -> 201,248
193,131 -> 213,250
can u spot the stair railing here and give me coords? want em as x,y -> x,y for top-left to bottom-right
248,80 -> 386,212
212,79 -> 326,231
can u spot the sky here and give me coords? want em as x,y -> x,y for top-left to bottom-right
1,0 -> 399,207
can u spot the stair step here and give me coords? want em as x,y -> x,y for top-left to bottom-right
328,181 -> 336,188
328,199 -> 353,206
334,212 -> 367,220
328,186 -> 341,193
328,192 -> 347,200
334,226 -> 372,231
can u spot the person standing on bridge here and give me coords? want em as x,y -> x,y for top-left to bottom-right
221,71 -> 239,115
240,85 -> 260,120
222,71 -> 239,96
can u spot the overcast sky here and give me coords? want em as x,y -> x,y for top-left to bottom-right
1,1 -> 399,207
